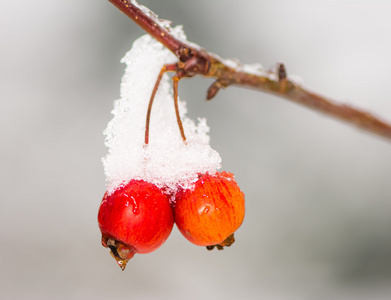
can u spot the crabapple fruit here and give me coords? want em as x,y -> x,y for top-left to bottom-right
98,179 -> 174,270
174,171 -> 245,249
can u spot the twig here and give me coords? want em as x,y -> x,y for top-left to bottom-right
108,0 -> 391,141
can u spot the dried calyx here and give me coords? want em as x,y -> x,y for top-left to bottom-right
206,234 -> 236,251
103,237 -> 136,271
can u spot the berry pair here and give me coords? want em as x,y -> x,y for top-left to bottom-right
98,171 -> 245,270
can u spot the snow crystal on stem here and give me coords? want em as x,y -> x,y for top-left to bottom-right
103,28 -> 221,195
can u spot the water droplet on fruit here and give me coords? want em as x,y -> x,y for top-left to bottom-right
130,196 -> 140,215
200,205 -> 211,215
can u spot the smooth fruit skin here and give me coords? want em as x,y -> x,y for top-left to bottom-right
98,179 -> 174,270
174,172 -> 245,247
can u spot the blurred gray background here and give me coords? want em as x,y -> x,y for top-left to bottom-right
1,1 -> 391,299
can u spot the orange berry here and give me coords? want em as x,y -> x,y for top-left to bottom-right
174,171 -> 245,249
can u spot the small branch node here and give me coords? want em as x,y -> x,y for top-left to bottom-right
278,63 -> 287,81
206,79 -> 230,101
206,81 -> 222,101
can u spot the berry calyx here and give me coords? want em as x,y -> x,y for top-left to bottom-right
174,171 -> 245,249
98,179 -> 174,270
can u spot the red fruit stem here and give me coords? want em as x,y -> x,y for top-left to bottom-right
172,76 -> 187,143
144,64 -> 186,145
144,65 -> 167,145
108,0 -> 391,141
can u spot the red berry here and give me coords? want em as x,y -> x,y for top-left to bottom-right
174,171 -> 245,250
98,179 -> 174,270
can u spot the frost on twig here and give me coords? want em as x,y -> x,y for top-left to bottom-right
108,0 -> 391,141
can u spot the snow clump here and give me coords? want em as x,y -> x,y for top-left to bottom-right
103,28 -> 221,195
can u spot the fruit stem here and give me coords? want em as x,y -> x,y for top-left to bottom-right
173,76 -> 187,143
145,66 -> 166,145
144,64 -> 187,145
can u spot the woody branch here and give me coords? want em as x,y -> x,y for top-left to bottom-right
108,0 -> 391,141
